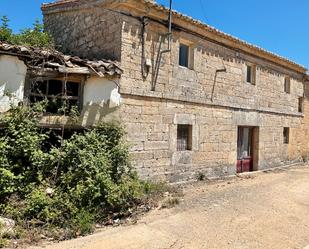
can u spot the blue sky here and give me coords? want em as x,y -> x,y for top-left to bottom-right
1,0 -> 308,70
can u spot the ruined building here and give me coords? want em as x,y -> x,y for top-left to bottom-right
10,0 -> 309,182
0,42 -> 122,127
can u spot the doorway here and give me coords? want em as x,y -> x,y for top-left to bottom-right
237,126 -> 258,173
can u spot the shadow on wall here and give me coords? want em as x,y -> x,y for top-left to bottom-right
38,101 -> 120,128
81,101 -> 120,127
0,55 -> 27,112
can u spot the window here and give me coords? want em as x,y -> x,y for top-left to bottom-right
283,127 -> 290,144
29,79 -> 81,114
177,125 -> 192,151
179,43 -> 189,68
246,64 -> 256,84
298,97 -> 304,113
284,76 -> 291,93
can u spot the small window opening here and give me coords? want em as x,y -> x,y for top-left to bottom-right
179,44 -> 189,68
283,127 -> 290,144
177,124 -> 192,151
298,97 -> 304,113
246,64 -> 256,84
284,76 -> 291,93
29,79 -> 81,114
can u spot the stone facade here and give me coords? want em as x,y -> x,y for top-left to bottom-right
42,0 -> 308,182
44,5 -> 122,60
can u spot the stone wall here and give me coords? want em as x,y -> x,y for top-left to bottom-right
118,15 -> 305,181
119,15 -> 304,116
294,80 -> 309,160
120,94 -> 303,182
42,3 -> 307,182
43,4 -> 123,60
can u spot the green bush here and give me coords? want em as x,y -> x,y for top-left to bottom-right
0,104 -> 148,239
0,238 -> 8,248
72,209 -> 94,236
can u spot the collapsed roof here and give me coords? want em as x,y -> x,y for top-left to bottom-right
0,42 -> 123,77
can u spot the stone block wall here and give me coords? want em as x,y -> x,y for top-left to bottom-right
42,2 -> 307,182
43,3 -> 123,60
119,15 -> 304,116
120,94 -> 303,182
117,15 -> 305,181
294,80 -> 309,160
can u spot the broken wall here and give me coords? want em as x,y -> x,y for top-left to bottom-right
39,76 -> 121,127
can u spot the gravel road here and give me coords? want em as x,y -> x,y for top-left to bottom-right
28,165 -> 309,249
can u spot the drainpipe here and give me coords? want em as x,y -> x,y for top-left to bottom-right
141,16 -> 149,80
151,0 -> 173,91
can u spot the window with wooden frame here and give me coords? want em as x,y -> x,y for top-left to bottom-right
246,64 -> 256,84
29,79 -> 82,114
284,76 -> 291,93
177,125 -> 192,151
298,97 -> 304,113
179,43 -> 190,68
283,127 -> 290,144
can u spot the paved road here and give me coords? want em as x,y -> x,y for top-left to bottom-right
29,165 -> 309,249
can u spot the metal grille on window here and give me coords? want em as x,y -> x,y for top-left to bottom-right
177,125 -> 192,151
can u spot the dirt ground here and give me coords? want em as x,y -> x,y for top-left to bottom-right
28,165 -> 309,249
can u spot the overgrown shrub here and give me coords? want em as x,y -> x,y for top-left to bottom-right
0,104 -> 149,240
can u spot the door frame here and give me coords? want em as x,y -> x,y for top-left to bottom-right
237,126 -> 259,173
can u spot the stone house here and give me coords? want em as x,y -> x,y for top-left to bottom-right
40,0 -> 308,182
0,42 -> 122,129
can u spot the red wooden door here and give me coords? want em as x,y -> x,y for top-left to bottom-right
237,127 -> 253,173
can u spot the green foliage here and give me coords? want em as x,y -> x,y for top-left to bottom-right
0,238 -> 8,248
0,16 -> 53,48
0,16 -> 12,42
0,103 -> 48,200
72,209 -> 94,235
0,104 -> 149,239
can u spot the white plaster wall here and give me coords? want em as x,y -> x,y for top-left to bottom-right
82,76 -> 121,126
0,55 -> 27,112
83,76 -> 120,107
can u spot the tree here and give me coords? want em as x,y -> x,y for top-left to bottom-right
0,16 -> 12,42
0,16 -> 54,48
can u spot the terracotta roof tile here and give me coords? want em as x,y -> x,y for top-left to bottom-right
0,42 -> 123,77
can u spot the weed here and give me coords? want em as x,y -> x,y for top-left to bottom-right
161,197 -> 180,209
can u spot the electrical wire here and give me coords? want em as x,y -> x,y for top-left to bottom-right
199,0 -> 207,21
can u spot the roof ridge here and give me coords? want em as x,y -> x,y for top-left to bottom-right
0,41 -> 123,76
42,0 -> 307,73
144,1 -> 307,72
